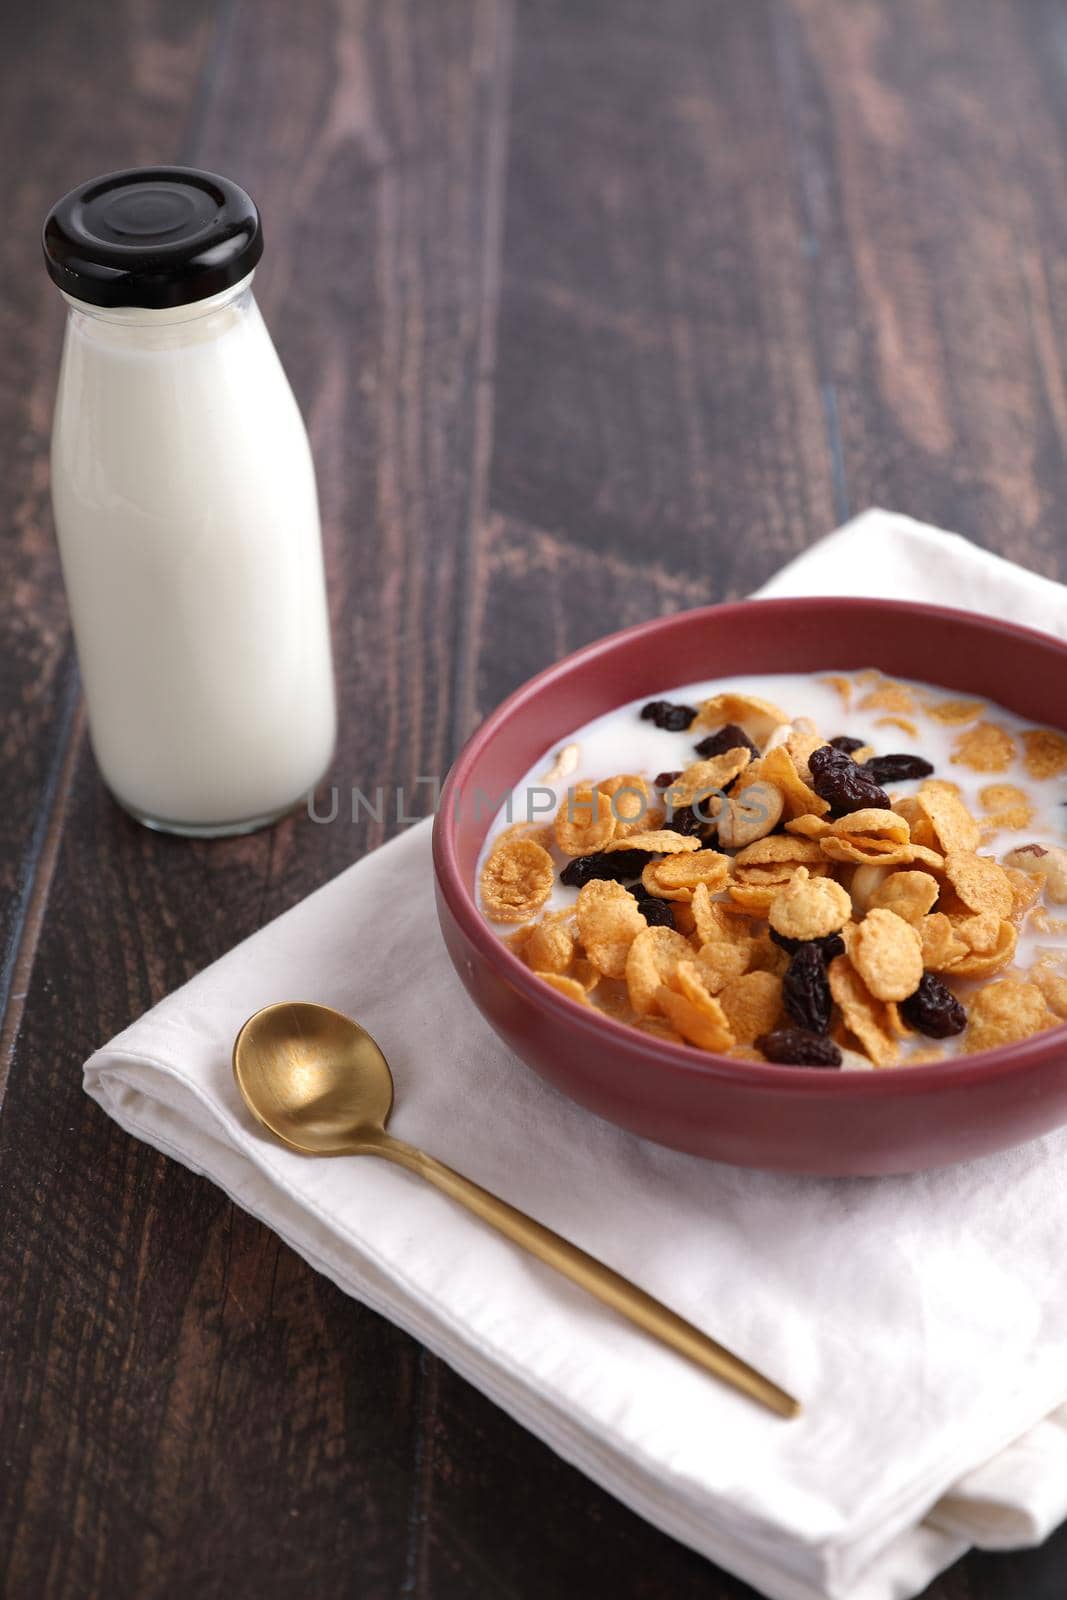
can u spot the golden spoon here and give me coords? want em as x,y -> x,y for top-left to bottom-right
233,1001 -> 800,1419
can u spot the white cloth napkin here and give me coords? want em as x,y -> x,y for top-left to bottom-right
85,510 -> 1067,1600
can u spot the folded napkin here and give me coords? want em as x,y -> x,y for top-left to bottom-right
85,510 -> 1067,1600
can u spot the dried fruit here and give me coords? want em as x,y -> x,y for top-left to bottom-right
693,722 -> 760,761
560,849 -> 651,887
633,891 -> 675,929
640,699 -> 697,731
782,943 -> 833,1034
899,973 -> 966,1037
860,753 -> 935,785
480,838 -> 555,923
664,803 -> 710,837
829,735 -> 866,754
653,770 -> 682,790
809,744 -> 891,815
769,928 -> 846,961
757,1027 -> 842,1067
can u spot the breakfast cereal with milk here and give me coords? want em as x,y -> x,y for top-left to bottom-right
477,670 -> 1067,1068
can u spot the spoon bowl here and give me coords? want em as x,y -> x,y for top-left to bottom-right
233,999 -> 799,1417
234,1001 -> 394,1152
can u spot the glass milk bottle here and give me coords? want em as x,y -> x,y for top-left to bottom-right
43,167 -> 336,836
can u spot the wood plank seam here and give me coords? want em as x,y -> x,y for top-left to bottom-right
0,658 -> 83,1109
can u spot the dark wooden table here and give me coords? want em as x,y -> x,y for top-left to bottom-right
4,3 -> 1067,1596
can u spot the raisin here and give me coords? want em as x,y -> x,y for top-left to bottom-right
634,892 -> 675,929
770,928 -> 846,962
653,770 -> 682,790
757,1028 -> 842,1068
782,943 -> 833,1035
560,850 -> 650,888
693,722 -> 760,761
860,752 -> 935,785
640,700 -> 698,732
808,744 -> 891,814
829,735 -> 866,754
667,803 -> 713,838
899,973 -> 967,1038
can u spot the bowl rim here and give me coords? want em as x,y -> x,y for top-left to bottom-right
433,594 -> 1067,1097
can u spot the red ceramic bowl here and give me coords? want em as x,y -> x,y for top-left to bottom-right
432,598 -> 1067,1175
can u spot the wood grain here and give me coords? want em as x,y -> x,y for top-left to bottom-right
5,1 -> 1067,1596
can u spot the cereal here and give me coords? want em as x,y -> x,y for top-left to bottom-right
926,697 -> 985,724
481,838 -> 555,922
481,666 -> 1067,1070
851,909 -> 924,1002
658,966 -> 735,1050
915,781 -> 981,854
827,955 -> 900,1067
717,970 -> 784,1045
875,715 -> 920,738
942,919 -> 1017,979
537,973 -> 593,1006
624,926 -> 692,1014
693,937 -> 753,993
769,868 -> 851,941
759,745 -> 830,819
963,979 -> 1057,1053
942,851 -> 1014,918
604,829 -> 699,854
554,786 -> 616,857
693,692 -> 787,744
600,773 -> 658,837
1021,729 -> 1067,780
979,783 -> 1035,831
950,722 -> 1017,774
868,870 -> 940,926
919,913 -> 969,970
641,849 -> 732,902
857,676 -> 916,714
576,880 -> 647,978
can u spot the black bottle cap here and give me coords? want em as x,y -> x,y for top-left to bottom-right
42,166 -> 263,309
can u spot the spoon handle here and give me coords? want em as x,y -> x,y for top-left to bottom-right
375,1134 -> 799,1418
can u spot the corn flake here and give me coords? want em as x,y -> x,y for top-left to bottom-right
605,829 -> 699,855
925,696 -> 985,724
915,781 -> 981,854
951,722 -> 1017,774
978,784 -> 1035,831
641,849 -> 731,902
717,970 -> 784,1045
942,851 -> 1014,918
828,955 -> 900,1066
575,880 -> 647,978
868,870 -> 940,926
554,786 -> 616,857
481,838 -> 555,923
624,926 -> 693,1014
1022,728 -> 1067,780
851,909 -> 924,1001
537,973 -> 593,1006
769,867 -> 852,941
758,745 -> 830,820
694,693 -> 787,745
963,979 -> 1057,1053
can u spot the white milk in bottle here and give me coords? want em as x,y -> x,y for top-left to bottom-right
43,167 -> 336,835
